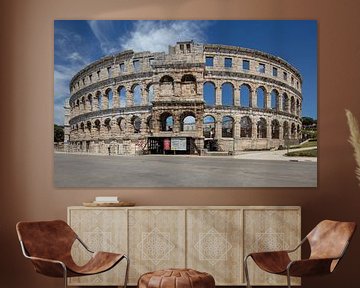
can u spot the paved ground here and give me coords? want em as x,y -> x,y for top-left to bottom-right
54,153 -> 317,188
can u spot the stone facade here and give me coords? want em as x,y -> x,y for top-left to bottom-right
64,41 -> 302,155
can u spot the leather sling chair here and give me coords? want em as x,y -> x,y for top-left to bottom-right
16,220 -> 129,288
244,220 -> 356,288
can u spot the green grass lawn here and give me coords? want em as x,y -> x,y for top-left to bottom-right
286,148 -> 317,157
290,140 -> 317,149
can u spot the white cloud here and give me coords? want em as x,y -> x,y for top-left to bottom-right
119,21 -> 208,52
88,20 -> 120,54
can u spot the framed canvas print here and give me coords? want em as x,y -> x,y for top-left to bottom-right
54,20 -> 317,187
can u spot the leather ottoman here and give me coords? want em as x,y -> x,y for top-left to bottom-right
138,268 -> 215,288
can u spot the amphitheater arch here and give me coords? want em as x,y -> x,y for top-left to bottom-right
257,117 -> 267,138
147,83 -> 155,105
290,96 -> 296,115
222,115 -> 234,138
117,117 -> 126,132
282,93 -> 289,112
203,81 -> 216,105
95,91 -> 102,110
180,111 -> 196,131
221,82 -> 234,106
271,89 -> 279,110
203,115 -> 216,138
271,119 -> 280,139
291,122 -> 296,138
132,84 -> 142,106
160,112 -> 174,131
117,86 -> 127,108
240,84 -> 251,107
131,116 -> 142,133
256,86 -> 266,109
240,116 -> 252,138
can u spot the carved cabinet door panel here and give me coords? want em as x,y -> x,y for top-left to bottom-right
128,209 -> 186,284
243,208 -> 301,286
186,209 -> 243,285
68,208 -> 128,286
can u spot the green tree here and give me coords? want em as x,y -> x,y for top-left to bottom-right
302,117 -> 316,126
54,124 -> 64,143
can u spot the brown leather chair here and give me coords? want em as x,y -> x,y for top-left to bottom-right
16,220 -> 129,288
244,220 -> 356,288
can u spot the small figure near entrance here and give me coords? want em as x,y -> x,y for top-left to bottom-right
108,146 -> 111,155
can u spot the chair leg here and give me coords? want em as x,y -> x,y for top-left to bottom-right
286,270 -> 292,288
62,264 -> 68,288
244,255 -> 252,288
123,255 -> 130,288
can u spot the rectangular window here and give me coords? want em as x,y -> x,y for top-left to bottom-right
97,70 -> 100,79
180,44 -> 184,52
119,63 -> 125,72
272,67 -> 278,77
133,60 -> 140,72
258,63 -> 265,73
291,76 -> 294,85
224,57 -> 232,68
283,71 -> 288,81
149,58 -> 155,66
89,74 -> 92,83
82,78 -> 85,85
243,59 -> 250,70
205,56 -> 214,67
296,81 -> 299,89
107,66 -> 112,77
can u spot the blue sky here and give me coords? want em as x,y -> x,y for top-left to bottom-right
54,20 -> 317,125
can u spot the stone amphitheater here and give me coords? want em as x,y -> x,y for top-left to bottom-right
64,41 -> 302,155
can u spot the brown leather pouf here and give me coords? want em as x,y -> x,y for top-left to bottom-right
138,268 -> 215,288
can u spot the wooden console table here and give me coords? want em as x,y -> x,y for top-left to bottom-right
67,206 -> 301,286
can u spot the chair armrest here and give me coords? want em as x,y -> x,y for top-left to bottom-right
25,255 -> 67,278
287,258 -> 336,277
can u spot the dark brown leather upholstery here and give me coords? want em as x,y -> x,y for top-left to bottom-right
16,220 -> 126,278
138,268 -> 215,288
246,219 -> 356,286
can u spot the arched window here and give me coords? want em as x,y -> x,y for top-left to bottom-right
222,116 -> 234,138
181,114 -> 196,131
240,116 -> 252,138
291,123 -> 296,138
290,97 -> 295,114
147,84 -> 154,105
81,97 -> 85,110
94,119 -> 101,131
271,89 -> 279,110
240,84 -> 251,107
282,93 -> 289,112
257,118 -> 267,138
147,116 -> 153,132
256,86 -> 266,109
159,75 -> 174,96
80,122 -> 85,131
181,74 -> 197,95
221,82 -> 234,106
105,88 -> 113,109
133,84 -> 141,106
104,118 -> 111,131
86,121 -> 92,131
96,91 -> 102,110
271,119 -> 280,139
132,116 -> 141,133
87,94 -> 93,111
296,99 -> 300,116
283,121 -> 289,139
203,115 -> 216,138
118,86 -> 126,108
160,75 -> 174,83
160,112 -> 174,131
203,82 -> 216,105
117,117 -> 126,132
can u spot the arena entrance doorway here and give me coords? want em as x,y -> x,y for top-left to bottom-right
147,137 -> 197,155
